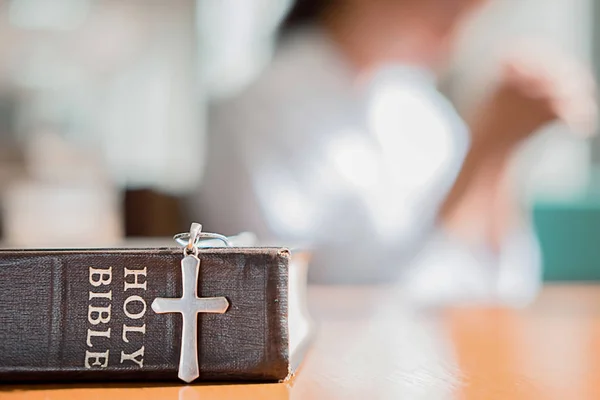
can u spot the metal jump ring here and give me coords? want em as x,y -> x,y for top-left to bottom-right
183,223 -> 202,256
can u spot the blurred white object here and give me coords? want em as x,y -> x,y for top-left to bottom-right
25,130 -> 111,183
196,0 -> 293,100
3,182 -> 121,247
2,132 -> 122,247
0,1 -> 202,194
9,0 -> 90,30
404,228 -> 542,307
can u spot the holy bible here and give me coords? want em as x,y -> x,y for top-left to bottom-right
0,247 -> 312,384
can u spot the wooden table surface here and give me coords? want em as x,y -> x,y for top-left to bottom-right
3,284 -> 600,400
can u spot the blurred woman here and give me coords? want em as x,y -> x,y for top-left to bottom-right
195,0 -> 596,305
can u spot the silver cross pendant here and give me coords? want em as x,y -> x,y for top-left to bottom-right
151,224 -> 229,383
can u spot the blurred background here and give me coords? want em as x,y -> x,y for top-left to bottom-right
0,0 -> 598,283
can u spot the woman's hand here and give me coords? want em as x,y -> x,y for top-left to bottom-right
442,44 -> 597,249
471,45 -> 597,149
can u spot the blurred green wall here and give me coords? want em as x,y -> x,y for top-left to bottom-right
534,198 -> 600,281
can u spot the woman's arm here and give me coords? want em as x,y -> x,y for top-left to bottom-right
441,53 -> 597,249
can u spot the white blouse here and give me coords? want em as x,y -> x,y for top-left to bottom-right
195,28 -> 540,304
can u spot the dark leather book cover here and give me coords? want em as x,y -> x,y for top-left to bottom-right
0,247 -> 290,384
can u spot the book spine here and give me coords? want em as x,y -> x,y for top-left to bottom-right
0,248 -> 289,383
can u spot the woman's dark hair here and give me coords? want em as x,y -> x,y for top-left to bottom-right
280,0 -> 334,34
